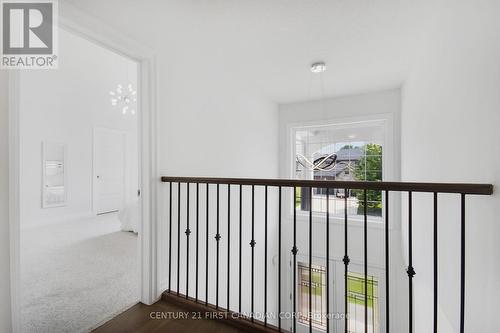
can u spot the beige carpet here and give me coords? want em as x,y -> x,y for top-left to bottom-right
20,213 -> 140,333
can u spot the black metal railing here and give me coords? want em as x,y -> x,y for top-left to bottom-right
161,176 -> 493,333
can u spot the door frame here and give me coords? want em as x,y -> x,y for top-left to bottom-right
92,127 -> 127,215
8,3 -> 159,332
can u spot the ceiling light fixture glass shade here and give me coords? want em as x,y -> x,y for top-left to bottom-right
109,83 -> 137,115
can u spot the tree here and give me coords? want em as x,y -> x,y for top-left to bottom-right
353,144 -> 383,216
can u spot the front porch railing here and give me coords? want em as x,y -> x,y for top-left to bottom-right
161,176 -> 493,333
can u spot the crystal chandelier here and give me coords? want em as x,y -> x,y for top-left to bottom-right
109,83 -> 137,115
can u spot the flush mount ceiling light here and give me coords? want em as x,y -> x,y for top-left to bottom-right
109,84 -> 137,115
310,62 -> 327,73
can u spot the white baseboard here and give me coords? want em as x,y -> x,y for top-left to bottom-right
159,279 -> 168,295
20,211 -> 96,230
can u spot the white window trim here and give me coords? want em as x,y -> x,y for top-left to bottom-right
284,113 -> 396,230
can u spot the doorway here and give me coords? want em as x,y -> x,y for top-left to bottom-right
9,7 -> 159,332
17,28 -> 142,332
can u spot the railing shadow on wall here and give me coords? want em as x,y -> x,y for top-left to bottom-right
160,176 -> 493,333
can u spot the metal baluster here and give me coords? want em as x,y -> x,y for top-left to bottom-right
250,185 -> 255,322
239,184 -> 242,313
309,187 -> 313,333
371,275 -> 375,331
460,194 -> 466,333
177,183 -> 181,296
215,184 -> 220,309
264,185 -> 268,326
278,186 -> 282,331
205,184 -> 209,306
407,192 -> 415,333
227,185 -> 231,310
292,186 -> 298,333
168,182 -> 172,292
185,183 -> 190,299
196,183 -> 199,301
343,188 -> 350,333
326,188 -> 330,333
433,192 -> 438,333
385,190 -> 390,333
364,189 -> 368,333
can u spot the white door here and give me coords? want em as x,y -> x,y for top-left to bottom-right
93,128 -> 126,215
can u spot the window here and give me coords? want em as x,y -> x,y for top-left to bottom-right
347,272 -> 379,333
298,263 -> 327,331
294,120 -> 384,220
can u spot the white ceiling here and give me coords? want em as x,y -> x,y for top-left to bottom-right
63,0 -> 436,104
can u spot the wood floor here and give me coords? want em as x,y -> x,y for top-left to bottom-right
93,300 -> 247,333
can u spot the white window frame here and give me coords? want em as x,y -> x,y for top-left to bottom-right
285,113 -> 396,229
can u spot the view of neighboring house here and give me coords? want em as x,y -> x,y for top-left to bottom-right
297,143 -> 383,216
313,146 -> 364,181
312,146 -> 364,197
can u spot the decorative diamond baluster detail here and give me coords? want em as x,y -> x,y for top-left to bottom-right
407,266 -> 416,278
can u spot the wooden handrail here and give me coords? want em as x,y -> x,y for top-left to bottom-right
160,176 -> 493,195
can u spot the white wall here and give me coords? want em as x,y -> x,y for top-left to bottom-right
0,71 -> 12,333
153,8 -> 280,318
19,29 -> 139,227
157,73 -> 280,315
279,89 -> 407,332
401,2 -> 500,332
